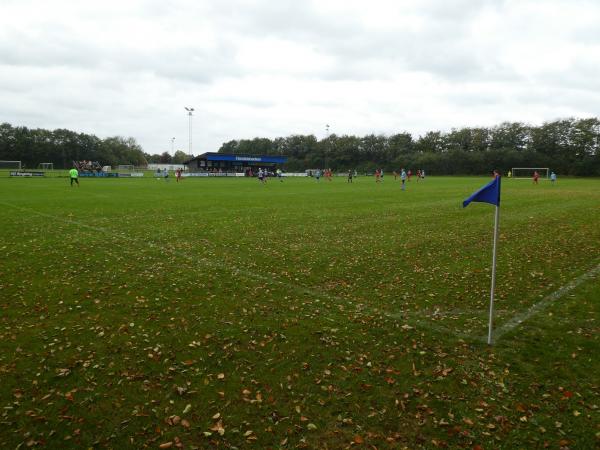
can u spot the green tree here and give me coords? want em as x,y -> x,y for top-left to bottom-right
172,150 -> 189,164
159,152 -> 172,163
490,122 -> 529,151
218,140 -> 239,154
415,131 -> 445,153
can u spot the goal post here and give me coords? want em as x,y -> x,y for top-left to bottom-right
117,164 -> 135,172
38,162 -> 54,171
0,160 -> 22,170
511,167 -> 549,179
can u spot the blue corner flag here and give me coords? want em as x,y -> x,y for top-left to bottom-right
463,176 -> 501,208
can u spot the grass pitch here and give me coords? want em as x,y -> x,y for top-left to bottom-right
1,175 -> 599,449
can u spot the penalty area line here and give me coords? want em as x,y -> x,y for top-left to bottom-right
491,262 -> 600,342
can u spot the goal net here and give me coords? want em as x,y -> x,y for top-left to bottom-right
38,162 -> 54,171
511,167 -> 549,179
0,160 -> 21,170
117,164 -> 135,172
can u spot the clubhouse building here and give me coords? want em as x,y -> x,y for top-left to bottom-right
184,153 -> 287,174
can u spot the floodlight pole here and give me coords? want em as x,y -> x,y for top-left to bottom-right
325,124 -> 330,168
171,137 -> 175,153
185,107 -> 194,158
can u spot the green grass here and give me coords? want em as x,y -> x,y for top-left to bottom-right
1,175 -> 598,449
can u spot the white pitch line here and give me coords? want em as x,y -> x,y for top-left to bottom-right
0,201 -> 349,309
0,202 -> 486,340
385,311 -> 477,341
491,263 -> 600,341
6,201 -> 596,345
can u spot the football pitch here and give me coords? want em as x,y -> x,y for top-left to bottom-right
1,175 -> 599,449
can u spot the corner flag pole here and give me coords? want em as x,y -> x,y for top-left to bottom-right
462,176 -> 502,345
488,204 -> 500,345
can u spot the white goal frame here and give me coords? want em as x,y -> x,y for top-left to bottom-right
0,160 -> 22,170
511,167 -> 549,179
117,164 -> 136,172
38,162 -> 54,171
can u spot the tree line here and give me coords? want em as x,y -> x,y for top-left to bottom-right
0,123 -> 149,169
1,118 -> 599,175
0,123 -> 192,168
219,118 -> 600,176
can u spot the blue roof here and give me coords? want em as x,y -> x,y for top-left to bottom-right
196,153 -> 287,164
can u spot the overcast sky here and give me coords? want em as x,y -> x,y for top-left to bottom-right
1,0 -> 599,155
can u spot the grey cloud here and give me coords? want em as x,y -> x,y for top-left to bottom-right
1,0 -> 598,154
204,0 -> 352,41
0,30 -> 242,85
0,0 -> 509,86
204,0 -> 513,83
0,26 -> 97,68
513,82 -> 600,113
443,88 -> 505,108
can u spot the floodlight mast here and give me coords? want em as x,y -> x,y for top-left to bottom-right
171,137 -> 175,153
185,107 -> 194,158
325,124 -> 330,168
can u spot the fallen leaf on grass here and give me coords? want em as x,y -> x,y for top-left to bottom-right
210,420 -> 225,435
56,368 -> 71,377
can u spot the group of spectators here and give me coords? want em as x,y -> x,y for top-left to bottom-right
204,167 -> 231,173
74,160 -> 102,173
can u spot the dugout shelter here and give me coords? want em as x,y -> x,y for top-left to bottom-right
185,153 -> 287,175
